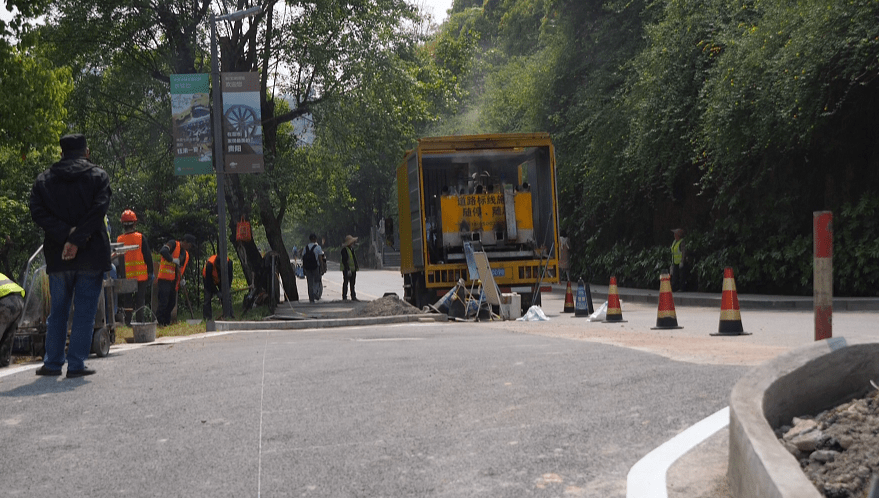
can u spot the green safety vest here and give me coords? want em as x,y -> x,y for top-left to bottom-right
0,273 -> 25,299
671,239 -> 684,265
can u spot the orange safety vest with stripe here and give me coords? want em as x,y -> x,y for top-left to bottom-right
117,232 -> 148,281
176,251 -> 189,291
158,242 -> 189,288
202,255 -> 229,286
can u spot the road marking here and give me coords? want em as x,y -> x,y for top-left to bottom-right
626,406 -> 729,498
352,337 -> 425,342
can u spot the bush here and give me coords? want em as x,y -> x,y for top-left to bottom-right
572,192 -> 879,297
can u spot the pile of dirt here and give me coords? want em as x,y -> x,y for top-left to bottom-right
345,295 -> 426,318
776,386 -> 879,498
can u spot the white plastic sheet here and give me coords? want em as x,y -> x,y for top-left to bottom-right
516,305 -> 550,321
587,301 -> 608,322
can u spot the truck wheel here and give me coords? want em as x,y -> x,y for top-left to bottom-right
91,327 -> 111,357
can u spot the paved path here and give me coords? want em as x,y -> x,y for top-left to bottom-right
0,322 -> 742,497
3,268 -> 877,497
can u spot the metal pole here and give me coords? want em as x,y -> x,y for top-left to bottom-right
211,14 -> 233,318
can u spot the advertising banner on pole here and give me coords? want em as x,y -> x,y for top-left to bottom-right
170,74 -> 213,175
222,72 -> 264,173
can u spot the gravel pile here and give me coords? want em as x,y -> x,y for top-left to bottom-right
345,295 -> 425,318
776,387 -> 879,498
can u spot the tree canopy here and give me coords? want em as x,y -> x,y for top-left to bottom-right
3,0 -> 878,297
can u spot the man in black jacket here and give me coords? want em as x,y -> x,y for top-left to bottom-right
29,134 -> 111,378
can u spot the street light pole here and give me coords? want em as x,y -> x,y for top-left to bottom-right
210,7 -> 261,319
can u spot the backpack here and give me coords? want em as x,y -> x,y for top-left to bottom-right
302,244 -> 318,270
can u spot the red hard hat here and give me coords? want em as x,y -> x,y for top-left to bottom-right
121,209 -> 137,222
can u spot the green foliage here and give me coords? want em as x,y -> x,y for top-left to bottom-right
0,146 -> 63,275
422,0 -> 879,296
835,193 -> 879,296
0,43 -> 72,151
10,0 -> 879,299
584,243 -> 669,290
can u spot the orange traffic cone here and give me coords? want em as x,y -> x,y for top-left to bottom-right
604,276 -> 626,322
563,281 -> 575,313
713,267 -> 748,336
652,272 -> 682,329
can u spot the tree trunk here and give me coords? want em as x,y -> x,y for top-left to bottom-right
257,189 -> 299,301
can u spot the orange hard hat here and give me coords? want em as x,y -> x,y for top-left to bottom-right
121,209 -> 137,223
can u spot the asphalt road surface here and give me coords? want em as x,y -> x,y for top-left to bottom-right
2,268 -> 876,497
0,322 -> 742,497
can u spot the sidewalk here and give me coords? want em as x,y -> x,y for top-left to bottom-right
238,281 -> 879,331
560,282 -> 879,311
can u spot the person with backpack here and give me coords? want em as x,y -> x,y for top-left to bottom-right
302,233 -> 325,303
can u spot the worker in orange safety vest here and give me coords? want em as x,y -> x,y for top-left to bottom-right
116,209 -> 154,324
202,254 -> 233,322
156,234 -> 194,326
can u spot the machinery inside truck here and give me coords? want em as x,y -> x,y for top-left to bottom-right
398,134 -> 560,312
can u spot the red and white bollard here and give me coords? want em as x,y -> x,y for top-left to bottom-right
814,211 -> 832,341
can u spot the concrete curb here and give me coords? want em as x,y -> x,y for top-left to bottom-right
214,313 -> 447,331
569,285 -> 879,311
728,337 -> 879,498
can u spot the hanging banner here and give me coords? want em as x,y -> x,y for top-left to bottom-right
170,74 -> 213,175
222,72 -> 264,173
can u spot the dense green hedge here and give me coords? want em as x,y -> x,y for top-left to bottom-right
576,193 -> 879,297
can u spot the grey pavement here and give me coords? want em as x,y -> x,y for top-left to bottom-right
3,269 -> 877,497
265,273 -> 879,326
582,281 -> 879,311
0,322 -> 742,497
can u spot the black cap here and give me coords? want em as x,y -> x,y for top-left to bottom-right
60,134 -> 88,155
183,234 -> 197,244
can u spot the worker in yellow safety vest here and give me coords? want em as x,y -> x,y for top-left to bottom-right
0,272 -> 25,368
670,228 -> 688,292
156,234 -> 195,326
116,209 -> 154,324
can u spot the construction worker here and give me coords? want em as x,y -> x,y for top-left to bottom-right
202,254 -> 232,321
670,228 -> 688,292
116,209 -> 154,324
156,234 -> 195,326
0,273 -> 25,368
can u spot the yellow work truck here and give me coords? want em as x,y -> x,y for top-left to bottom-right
396,133 -> 560,312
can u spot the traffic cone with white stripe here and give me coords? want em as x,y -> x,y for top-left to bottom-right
651,272 -> 682,329
604,276 -> 626,322
713,267 -> 748,335
563,281 -> 575,313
